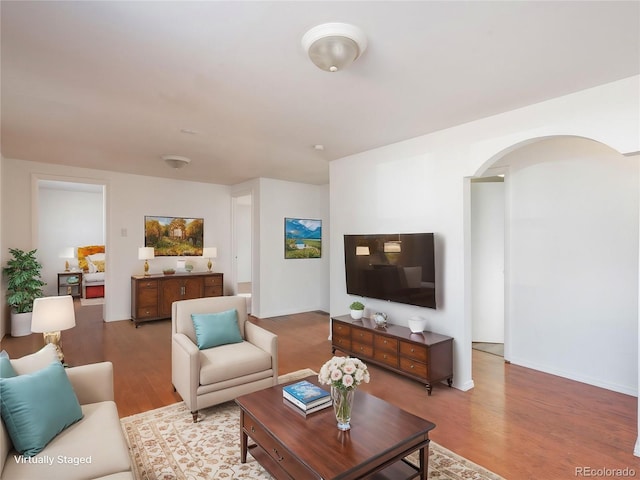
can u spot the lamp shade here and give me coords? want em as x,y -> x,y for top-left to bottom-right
138,247 -> 155,260
31,296 -> 76,333
202,247 -> 217,258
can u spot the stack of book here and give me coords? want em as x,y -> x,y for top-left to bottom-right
282,380 -> 332,415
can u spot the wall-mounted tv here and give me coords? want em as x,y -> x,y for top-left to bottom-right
344,233 -> 436,309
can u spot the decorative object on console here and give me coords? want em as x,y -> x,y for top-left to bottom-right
202,247 -> 217,272
408,316 -> 428,333
318,356 -> 370,431
144,216 -> 203,256
349,301 -> 364,320
138,247 -> 155,276
301,23 -> 367,73
162,268 -> 175,275
59,247 -> 76,272
373,311 -> 388,328
31,295 -> 76,363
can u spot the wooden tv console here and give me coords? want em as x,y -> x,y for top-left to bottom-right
331,315 -> 453,395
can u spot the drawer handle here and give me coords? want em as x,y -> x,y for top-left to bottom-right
383,354 -> 387,359
411,348 -> 415,353
272,448 -> 284,462
251,426 -> 255,433
410,364 -> 415,369
384,340 -> 388,344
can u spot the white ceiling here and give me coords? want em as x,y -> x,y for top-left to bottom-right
2,1 -> 638,186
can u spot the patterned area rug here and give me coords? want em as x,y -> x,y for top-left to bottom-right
121,369 -> 504,480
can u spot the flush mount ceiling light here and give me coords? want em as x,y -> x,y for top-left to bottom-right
302,23 -> 367,72
162,155 -> 191,169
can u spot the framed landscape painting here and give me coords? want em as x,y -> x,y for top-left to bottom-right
285,218 -> 322,259
145,216 -> 204,256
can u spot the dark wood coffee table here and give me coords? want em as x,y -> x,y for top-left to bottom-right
236,376 -> 436,480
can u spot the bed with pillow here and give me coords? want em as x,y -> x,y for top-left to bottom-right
77,245 -> 105,299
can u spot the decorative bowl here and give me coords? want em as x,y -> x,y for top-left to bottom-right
163,269 -> 175,275
408,316 -> 427,333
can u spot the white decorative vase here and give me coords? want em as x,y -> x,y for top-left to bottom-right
408,316 -> 427,333
10,311 -> 32,337
350,309 -> 363,320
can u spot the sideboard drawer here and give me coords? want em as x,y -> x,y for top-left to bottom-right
136,306 -> 158,319
352,342 -> 373,357
374,349 -> 399,368
332,321 -> 351,337
374,335 -> 398,353
333,336 -> 351,351
351,328 -> 373,346
204,275 -> 223,287
400,341 -> 428,363
400,357 -> 428,379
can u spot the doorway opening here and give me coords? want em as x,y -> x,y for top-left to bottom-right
232,193 -> 253,313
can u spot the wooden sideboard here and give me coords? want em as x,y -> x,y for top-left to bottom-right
131,272 -> 223,327
331,314 -> 453,395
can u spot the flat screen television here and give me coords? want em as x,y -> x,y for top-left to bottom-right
344,233 -> 436,309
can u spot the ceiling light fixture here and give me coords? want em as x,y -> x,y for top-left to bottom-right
302,23 -> 367,73
162,155 -> 191,169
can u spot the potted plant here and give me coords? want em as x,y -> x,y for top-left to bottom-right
349,301 -> 365,320
4,248 -> 46,337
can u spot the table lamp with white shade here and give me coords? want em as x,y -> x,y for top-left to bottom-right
202,247 -> 217,272
138,247 -> 155,276
31,295 -> 76,363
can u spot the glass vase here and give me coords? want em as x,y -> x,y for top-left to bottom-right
331,386 -> 355,431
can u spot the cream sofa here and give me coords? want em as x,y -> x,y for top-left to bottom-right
0,346 -> 133,480
172,296 -> 278,422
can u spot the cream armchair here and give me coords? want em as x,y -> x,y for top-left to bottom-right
171,296 -> 278,422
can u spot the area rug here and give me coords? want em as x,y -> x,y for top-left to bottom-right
121,369 -> 504,480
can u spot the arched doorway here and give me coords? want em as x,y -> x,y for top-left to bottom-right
467,135 -> 638,394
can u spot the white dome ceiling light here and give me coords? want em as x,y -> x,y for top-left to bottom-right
162,155 -> 191,169
302,23 -> 367,73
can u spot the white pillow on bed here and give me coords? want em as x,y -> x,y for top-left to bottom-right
87,253 -> 106,273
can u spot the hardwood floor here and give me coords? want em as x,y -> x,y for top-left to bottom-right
2,302 -> 638,479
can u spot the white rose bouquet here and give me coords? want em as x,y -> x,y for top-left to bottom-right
318,355 -> 370,391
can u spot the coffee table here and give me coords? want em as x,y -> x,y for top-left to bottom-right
236,376 -> 436,480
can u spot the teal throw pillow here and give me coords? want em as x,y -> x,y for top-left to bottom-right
0,361 -> 83,457
0,351 -> 17,378
191,309 -> 243,350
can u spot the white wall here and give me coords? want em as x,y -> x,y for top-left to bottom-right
471,180 -> 505,343
257,178 -> 329,318
2,159 -> 232,323
330,76 -> 640,395
505,137 -> 638,394
38,185 -> 104,296
235,199 -> 252,284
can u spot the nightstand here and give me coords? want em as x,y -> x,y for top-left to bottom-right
58,272 -> 83,298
